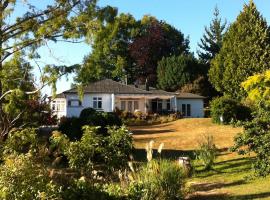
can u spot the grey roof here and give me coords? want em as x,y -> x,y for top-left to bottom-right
176,92 -> 206,99
53,79 -> 205,99
62,79 -> 174,96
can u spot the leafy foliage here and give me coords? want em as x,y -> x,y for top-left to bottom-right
64,126 -> 101,172
210,96 -> 251,124
233,69 -> 270,176
209,1 -> 270,99
59,108 -> 122,140
0,154 -> 61,200
129,18 -> 189,86
76,13 -> 139,84
3,128 -> 38,155
157,54 -> 200,91
52,125 -> 132,172
196,134 -> 217,170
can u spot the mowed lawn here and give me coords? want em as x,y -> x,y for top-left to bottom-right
130,118 -> 270,200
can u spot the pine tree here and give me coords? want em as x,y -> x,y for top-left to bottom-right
209,0 -> 270,99
197,6 -> 227,64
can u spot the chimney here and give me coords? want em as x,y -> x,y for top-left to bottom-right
145,78 -> 149,91
125,75 -> 128,85
134,79 -> 139,88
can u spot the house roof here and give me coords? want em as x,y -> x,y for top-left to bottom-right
52,79 -> 205,99
176,92 -> 206,99
61,79 -> 174,96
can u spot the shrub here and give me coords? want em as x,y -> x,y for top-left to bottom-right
61,125 -> 132,173
79,107 -> 97,119
104,126 -> 133,170
0,154 -> 61,200
210,96 -> 251,124
232,108 -> 270,176
196,134 -> 217,170
125,141 -> 186,200
59,108 -> 122,140
58,117 -> 83,140
4,128 -> 38,155
127,159 -> 185,200
62,178 -> 116,200
64,126 -> 101,173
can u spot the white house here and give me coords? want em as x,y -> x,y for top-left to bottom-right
50,79 -> 205,119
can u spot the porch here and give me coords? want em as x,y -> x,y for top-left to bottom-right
114,94 -> 176,114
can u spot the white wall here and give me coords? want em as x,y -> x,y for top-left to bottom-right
66,93 -> 113,117
176,99 -> 204,118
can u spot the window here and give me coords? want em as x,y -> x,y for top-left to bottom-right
134,101 -> 139,110
93,97 -> 102,109
68,99 -> 82,107
181,104 -> 191,116
187,104 -> 191,116
52,100 -> 65,112
121,101 -> 126,110
166,99 -> 171,110
128,101 -> 132,112
182,104 -> 186,116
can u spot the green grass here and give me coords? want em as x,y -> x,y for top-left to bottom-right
189,152 -> 270,199
131,119 -> 270,200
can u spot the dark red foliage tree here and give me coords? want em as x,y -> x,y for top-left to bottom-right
129,21 -> 189,86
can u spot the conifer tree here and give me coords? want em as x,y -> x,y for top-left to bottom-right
209,0 -> 270,99
198,6 -> 227,64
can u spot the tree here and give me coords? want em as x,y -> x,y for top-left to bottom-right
197,6 -> 227,64
0,0 -> 109,139
209,0 -> 270,99
75,13 -> 139,84
157,54 -> 200,92
233,70 -> 270,176
129,17 -> 189,86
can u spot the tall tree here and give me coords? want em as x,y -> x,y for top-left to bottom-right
0,0 -> 108,139
209,0 -> 270,99
157,54 -> 200,92
129,17 -> 189,86
75,13 -> 139,84
197,6 -> 227,64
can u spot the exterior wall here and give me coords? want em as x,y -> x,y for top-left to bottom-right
57,94 -> 113,117
176,98 -> 204,118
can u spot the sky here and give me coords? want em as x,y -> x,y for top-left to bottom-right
19,0 -> 270,95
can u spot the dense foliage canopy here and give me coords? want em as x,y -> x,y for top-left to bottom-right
209,1 -> 270,99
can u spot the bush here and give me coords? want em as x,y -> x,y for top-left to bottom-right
59,108 -> 122,140
104,126 -> 133,170
57,125 -> 132,173
62,178 -> 117,200
58,117 -> 83,140
0,154 -> 61,200
124,141 -> 186,200
232,108 -> 270,176
196,134 -> 217,170
127,159 -> 185,200
210,96 -> 252,124
4,128 -> 38,155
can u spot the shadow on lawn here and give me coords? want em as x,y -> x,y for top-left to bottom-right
188,191 -> 270,200
132,148 -> 196,161
131,129 -> 175,135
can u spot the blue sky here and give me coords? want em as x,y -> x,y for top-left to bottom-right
24,0 -> 270,95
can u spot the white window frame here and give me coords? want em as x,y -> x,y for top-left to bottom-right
52,100 -> 65,112
93,97 -> 102,109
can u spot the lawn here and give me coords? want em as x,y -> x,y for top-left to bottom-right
130,118 -> 270,200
